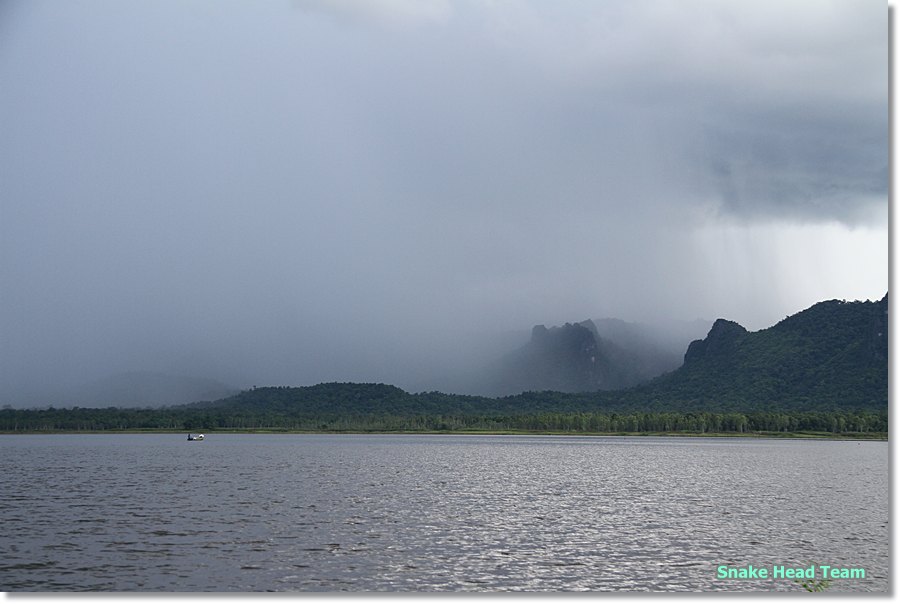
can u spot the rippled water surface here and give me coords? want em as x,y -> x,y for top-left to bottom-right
0,434 -> 887,592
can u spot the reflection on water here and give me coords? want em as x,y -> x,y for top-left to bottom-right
0,434 -> 887,591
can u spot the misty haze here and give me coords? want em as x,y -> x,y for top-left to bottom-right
0,1 -> 887,410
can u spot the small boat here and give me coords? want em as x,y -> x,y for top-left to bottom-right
187,433 -> 205,441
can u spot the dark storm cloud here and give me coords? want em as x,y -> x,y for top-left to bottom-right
0,0 -> 887,404
289,0 -> 887,223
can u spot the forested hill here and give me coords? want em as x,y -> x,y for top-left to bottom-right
626,294 -> 888,412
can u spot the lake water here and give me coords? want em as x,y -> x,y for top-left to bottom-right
0,433 -> 887,592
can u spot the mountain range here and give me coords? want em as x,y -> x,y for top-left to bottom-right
2,294 -> 887,433
199,293 -> 888,416
8,294 -> 886,414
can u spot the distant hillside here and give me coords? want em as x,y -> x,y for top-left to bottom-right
481,317 -> 710,396
486,322 -> 613,394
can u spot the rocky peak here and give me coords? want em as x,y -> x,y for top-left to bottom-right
536,323 -> 597,354
683,318 -> 747,365
577,319 -> 599,336
707,318 -> 747,340
531,324 -> 549,342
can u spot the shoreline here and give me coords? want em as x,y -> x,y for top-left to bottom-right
0,429 -> 887,440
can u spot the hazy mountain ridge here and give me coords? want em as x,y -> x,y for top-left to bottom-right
1,294 -> 888,433
480,317 -> 711,396
154,293 -> 889,421
2,295 -> 886,418
486,322 -> 610,394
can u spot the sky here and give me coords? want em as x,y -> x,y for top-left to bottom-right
0,0 -> 889,403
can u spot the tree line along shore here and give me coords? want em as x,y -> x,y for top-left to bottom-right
0,406 -> 886,438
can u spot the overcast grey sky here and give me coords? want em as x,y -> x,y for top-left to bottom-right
0,0 -> 888,401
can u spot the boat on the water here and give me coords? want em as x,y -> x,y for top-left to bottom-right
187,433 -> 205,441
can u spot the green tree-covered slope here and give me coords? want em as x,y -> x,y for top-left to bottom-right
627,294 -> 888,412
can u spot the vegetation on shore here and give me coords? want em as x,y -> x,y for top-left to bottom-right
0,398 -> 886,438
